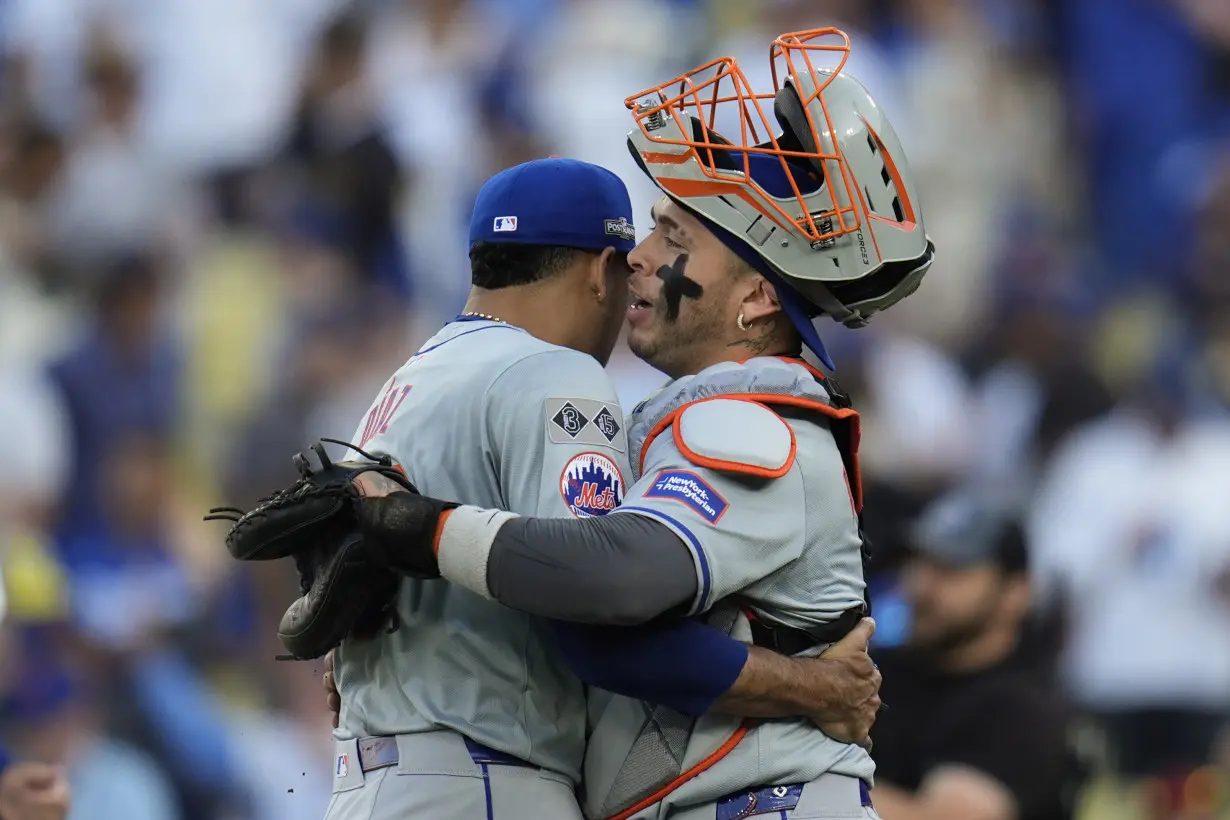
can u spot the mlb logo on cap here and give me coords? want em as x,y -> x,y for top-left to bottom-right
493,216 -> 518,232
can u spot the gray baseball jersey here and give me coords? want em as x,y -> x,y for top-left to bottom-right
333,317 -> 631,783
582,357 -> 875,819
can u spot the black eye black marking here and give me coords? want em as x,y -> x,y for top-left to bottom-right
656,253 -> 703,321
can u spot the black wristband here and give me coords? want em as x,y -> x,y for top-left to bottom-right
357,492 -> 458,578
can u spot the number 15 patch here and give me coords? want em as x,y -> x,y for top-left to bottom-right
544,397 -> 625,452
644,470 -> 729,523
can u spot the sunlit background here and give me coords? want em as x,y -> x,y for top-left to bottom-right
0,0 -> 1227,818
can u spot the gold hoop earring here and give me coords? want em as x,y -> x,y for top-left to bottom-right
737,312 -> 750,332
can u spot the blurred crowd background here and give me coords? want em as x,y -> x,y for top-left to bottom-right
0,0 -> 1227,818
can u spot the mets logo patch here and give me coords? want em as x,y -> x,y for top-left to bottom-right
560,452 -> 624,517
644,470 -> 728,523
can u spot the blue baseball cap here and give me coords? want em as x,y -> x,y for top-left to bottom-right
468,158 -> 636,253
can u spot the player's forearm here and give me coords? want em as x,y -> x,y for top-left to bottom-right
710,645 -> 837,718
552,618 -> 748,716
434,505 -> 697,624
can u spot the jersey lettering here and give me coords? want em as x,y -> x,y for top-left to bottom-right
360,381 -> 413,448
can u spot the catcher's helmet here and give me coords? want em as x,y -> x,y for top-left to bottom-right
625,29 -> 934,355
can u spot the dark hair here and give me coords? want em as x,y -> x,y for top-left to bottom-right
320,12 -> 366,62
93,253 -> 160,313
469,241 -> 595,290
14,117 -> 62,161
993,520 -> 1030,576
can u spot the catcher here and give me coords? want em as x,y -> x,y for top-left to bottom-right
211,156 -> 881,820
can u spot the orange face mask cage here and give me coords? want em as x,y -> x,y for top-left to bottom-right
625,28 -> 862,244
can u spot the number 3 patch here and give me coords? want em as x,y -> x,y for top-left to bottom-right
544,397 -> 625,452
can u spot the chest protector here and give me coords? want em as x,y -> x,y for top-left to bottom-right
626,357 -> 872,651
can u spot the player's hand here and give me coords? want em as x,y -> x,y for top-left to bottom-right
0,762 -> 71,820
324,649 -> 341,729
355,491 -> 456,579
806,618 -> 881,746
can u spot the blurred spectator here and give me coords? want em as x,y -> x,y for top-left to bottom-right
129,0 -> 341,176
54,433 -> 244,820
1186,151 -> 1230,330
0,116 -> 74,370
276,12 -> 409,301
3,646 -> 178,820
367,0 -> 511,312
224,290 -> 412,507
60,434 -> 193,651
1058,0 -> 1230,281
0,558 -> 70,820
872,492 -> 1078,820
46,254 -> 181,542
882,0 -> 1074,347
46,37 -> 190,275
526,0 -> 693,252
1028,347 -> 1230,788
0,116 -> 66,278
223,657 -> 334,820
0,759 -> 70,820
0,367 -> 69,539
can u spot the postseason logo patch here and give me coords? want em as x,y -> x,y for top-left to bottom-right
560,452 -> 624,517
604,217 -> 635,242
644,470 -> 728,524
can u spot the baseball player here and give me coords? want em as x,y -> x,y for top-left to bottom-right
331,28 -> 934,820
310,157 -> 881,820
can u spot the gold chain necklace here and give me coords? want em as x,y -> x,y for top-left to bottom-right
461,311 -> 506,324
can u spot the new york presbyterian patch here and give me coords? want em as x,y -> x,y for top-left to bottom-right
644,470 -> 729,524
560,452 -> 624,517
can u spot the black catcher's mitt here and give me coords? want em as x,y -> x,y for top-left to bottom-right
205,438 -> 419,660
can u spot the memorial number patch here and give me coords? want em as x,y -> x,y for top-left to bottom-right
544,397 -> 625,451
591,406 -> 621,442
